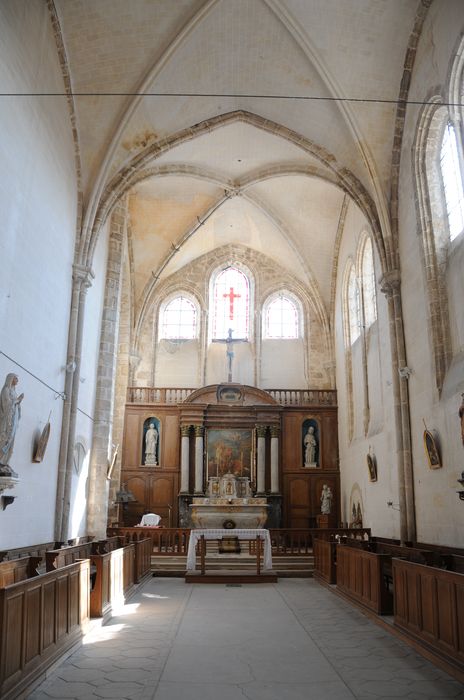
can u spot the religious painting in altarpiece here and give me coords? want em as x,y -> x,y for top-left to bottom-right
206,429 -> 255,482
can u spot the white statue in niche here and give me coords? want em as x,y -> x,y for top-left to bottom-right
144,422 -> 158,465
0,373 -> 24,478
304,425 -> 317,467
320,484 -> 333,514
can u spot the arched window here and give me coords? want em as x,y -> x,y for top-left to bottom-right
348,266 -> 361,344
440,122 -> 464,241
264,294 -> 299,339
160,296 -> 196,339
361,237 -> 377,328
212,266 -> 249,339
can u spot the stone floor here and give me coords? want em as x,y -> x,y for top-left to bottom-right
27,578 -> 464,700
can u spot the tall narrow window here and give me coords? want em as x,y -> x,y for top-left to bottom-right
361,238 -> 377,328
213,267 -> 249,339
440,122 -> 464,241
265,295 -> 298,338
348,266 -> 361,344
160,296 -> 196,339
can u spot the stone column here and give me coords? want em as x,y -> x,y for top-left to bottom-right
180,425 -> 191,493
380,270 -> 415,544
194,425 -> 204,494
256,425 -> 267,494
87,201 -> 126,538
270,426 -> 280,494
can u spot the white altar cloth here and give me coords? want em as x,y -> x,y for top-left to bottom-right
186,529 -> 273,571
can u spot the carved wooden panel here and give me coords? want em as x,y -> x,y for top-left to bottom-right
285,476 -> 311,528
281,416 -> 301,469
163,415 -> 179,468
123,413 -> 140,466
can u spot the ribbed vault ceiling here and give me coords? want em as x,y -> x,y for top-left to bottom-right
55,0 -> 419,319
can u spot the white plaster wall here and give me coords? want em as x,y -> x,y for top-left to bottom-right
155,339 -> 200,388
260,340 -> 306,389
335,202 -> 398,538
69,221 -> 110,538
398,0 -> 464,547
0,2 -> 77,547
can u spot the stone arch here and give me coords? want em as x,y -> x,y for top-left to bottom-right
82,111 -> 387,277
413,95 -> 454,393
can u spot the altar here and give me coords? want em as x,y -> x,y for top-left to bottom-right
189,473 -> 268,529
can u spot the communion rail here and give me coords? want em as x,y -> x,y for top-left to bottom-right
126,387 -> 337,407
108,527 -> 370,556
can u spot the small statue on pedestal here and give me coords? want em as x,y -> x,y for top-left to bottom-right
0,373 -> 24,478
320,484 -> 333,514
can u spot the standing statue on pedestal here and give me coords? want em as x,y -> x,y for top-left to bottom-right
0,373 -> 24,478
144,422 -> 158,465
320,484 -> 333,514
459,393 -> 464,446
304,426 -> 317,466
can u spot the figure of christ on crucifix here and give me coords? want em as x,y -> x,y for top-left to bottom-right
212,329 -> 247,383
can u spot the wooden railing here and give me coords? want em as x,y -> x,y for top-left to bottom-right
126,386 -> 337,407
108,527 -> 370,557
108,527 -> 191,555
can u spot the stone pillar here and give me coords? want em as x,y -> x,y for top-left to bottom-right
380,270 -> 414,544
87,202 -> 126,538
270,426 -> 280,494
256,425 -> 267,494
194,425 -> 204,494
180,425 -> 191,493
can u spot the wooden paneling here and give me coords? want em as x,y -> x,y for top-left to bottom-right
122,396 -> 339,527
393,559 -> 464,676
163,414 -> 179,467
90,544 -> 135,620
0,561 -> 90,700
336,545 -> 393,614
313,538 -> 337,584
123,412 -> 140,466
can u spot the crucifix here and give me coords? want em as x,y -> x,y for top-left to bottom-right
212,328 -> 247,383
223,287 -> 241,320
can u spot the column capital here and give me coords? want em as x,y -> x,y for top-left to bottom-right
72,263 -> 94,288
379,269 -> 401,297
180,425 -> 191,437
256,425 -> 267,438
270,425 -> 280,438
194,424 -> 204,437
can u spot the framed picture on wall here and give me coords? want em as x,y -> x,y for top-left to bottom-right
423,429 -> 442,469
366,453 -> 377,482
206,429 -> 254,482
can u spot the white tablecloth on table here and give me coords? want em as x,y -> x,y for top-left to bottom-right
186,528 -> 273,571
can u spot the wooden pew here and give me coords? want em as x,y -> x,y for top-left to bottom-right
393,558 -> 464,680
0,557 -> 42,587
313,538 -> 337,584
98,535 -> 151,583
0,559 -> 90,700
45,542 -> 94,572
90,543 -> 136,620
336,544 -> 393,614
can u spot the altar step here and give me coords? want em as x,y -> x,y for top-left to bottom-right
151,554 -> 314,578
185,570 -> 278,584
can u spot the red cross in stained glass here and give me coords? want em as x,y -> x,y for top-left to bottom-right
223,287 -> 241,320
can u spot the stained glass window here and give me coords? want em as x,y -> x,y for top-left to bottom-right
440,122 -> 464,241
213,267 -> 249,339
161,296 -> 196,339
265,295 -> 298,338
